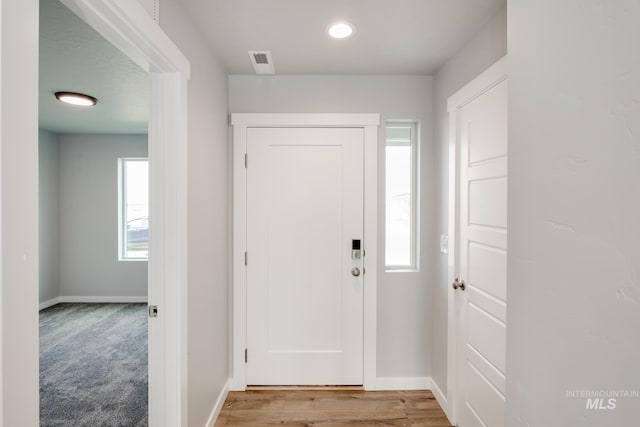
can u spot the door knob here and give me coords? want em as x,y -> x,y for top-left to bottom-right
452,277 -> 466,291
351,267 -> 361,277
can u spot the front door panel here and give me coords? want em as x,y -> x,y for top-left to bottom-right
246,127 -> 364,385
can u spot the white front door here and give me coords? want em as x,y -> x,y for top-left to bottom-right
450,61 -> 508,426
246,127 -> 364,385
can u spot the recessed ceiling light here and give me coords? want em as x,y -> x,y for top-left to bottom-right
328,22 -> 355,39
55,91 -> 97,107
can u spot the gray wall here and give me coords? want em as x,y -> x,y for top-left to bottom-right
159,0 -> 230,424
431,6 -> 507,395
39,129 -> 60,303
229,75 -> 435,378
507,1 -> 640,424
58,134 -> 148,298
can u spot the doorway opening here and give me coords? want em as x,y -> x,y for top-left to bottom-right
38,1 -> 150,423
37,0 -> 191,423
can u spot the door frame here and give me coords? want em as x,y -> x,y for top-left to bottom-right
446,57 -> 507,422
59,1 -> 190,425
231,113 -> 379,390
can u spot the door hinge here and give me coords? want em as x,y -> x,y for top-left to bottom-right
244,153 -> 247,168
245,348 -> 248,363
244,251 -> 248,266
148,305 -> 158,318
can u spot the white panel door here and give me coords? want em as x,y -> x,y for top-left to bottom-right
246,127 -> 364,385
456,79 -> 508,426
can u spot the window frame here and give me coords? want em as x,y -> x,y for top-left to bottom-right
384,121 -> 420,272
118,157 -> 149,261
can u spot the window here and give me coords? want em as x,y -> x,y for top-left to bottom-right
118,158 -> 149,260
385,123 -> 418,270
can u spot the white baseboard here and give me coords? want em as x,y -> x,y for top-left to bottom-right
39,297 -> 61,311
430,378 -> 452,422
59,296 -> 148,303
39,296 -> 148,310
206,379 -> 230,427
374,376 -> 431,391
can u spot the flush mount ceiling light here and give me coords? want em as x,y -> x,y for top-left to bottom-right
328,22 -> 355,39
55,91 -> 98,107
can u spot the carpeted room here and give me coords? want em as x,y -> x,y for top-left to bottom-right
38,134 -> 150,426
38,0 -> 151,424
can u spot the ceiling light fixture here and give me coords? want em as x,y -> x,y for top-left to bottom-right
328,22 -> 355,39
55,91 -> 98,107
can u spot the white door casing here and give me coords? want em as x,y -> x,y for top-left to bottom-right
232,114 -> 379,390
246,127 -> 364,385
58,1 -> 190,425
447,57 -> 508,426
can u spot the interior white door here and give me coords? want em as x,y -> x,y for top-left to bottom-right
246,127 -> 364,385
455,79 -> 508,426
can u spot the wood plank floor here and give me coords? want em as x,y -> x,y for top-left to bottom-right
214,389 -> 452,426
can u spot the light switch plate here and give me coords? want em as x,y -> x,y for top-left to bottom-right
440,235 -> 449,254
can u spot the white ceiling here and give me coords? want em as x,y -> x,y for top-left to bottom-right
38,0 -> 505,133
181,0 -> 506,75
39,0 -> 149,134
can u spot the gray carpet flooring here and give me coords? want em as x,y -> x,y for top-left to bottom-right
40,303 -> 148,426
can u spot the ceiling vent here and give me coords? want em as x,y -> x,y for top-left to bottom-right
248,51 -> 275,75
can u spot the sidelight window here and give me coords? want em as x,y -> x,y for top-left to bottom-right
385,123 -> 418,270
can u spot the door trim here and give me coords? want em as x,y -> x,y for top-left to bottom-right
231,113 -> 380,390
446,57 -> 507,422
59,1 -> 190,425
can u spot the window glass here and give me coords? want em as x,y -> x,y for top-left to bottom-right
385,125 -> 417,269
119,158 -> 149,260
